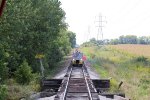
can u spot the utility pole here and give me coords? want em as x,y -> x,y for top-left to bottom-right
95,13 -> 107,41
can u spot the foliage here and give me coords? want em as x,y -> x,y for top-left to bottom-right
112,35 -> 150,44
82,35 -> 150,46
0,85 -> 8,100
119,35 -> 137,44
138,36 -> 150,44
0,61 -> 8,82
15,60 -> 33,84
110,39 -> 119,45
67,31 -> 76,48
0,0 -> 76,80
135,56 -> 148,63
82,38 -> 98,47
90,38 -> 97,44
0,0 -> 76,98
0,43 -> 9,82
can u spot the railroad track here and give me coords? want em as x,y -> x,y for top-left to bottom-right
55,64 -> 99,100
40,62 -> 127,100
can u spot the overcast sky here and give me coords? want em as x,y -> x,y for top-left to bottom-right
60,0 -> 150,44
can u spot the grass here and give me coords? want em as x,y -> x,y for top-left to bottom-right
81,45 -> 150,100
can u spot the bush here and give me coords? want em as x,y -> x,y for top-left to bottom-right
15,60 -> 33,84
135,56 -> 147,63
110,79 -> 119,92
0,85 -> 8,100
0,61 -> 8,82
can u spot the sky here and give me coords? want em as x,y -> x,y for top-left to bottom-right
59,0 -> 150,44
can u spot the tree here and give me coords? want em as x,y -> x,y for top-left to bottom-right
119,35 -> 137,44
138,36 -> 149,44
0,61 -> 8,81
90,38 -> 97,44
67,31 -> 76,48
119,35 -> 126,44
110,39 -> 119,45
0,0 -> 76,84
15,60 -> 33,84
125,35 -> 137,44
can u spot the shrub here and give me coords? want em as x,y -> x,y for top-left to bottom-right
135,56 -> 147,63
15,60 -> 33,84
110,79 -> 119,92
0,61 -> 8,82
0,85 -> 8,100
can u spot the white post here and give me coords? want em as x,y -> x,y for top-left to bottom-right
39,59 -> 44,77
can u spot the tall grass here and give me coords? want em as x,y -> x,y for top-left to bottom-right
5,78 -> 40,100
81,46 -> 150,100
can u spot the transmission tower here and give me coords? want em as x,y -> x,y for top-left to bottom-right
95,13 -> 107,41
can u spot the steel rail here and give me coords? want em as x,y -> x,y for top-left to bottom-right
62,66 -> 73,100
62,65 -> 93,100
82,65 -> 93,100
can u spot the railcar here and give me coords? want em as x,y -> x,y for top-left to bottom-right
72,51 -> 84,66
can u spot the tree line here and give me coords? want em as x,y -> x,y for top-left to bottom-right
109,35 -> 150,45
82,35 -> 150,46
0,0 -> 76,86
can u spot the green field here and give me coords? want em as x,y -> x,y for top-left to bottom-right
81,45 -> 150,100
